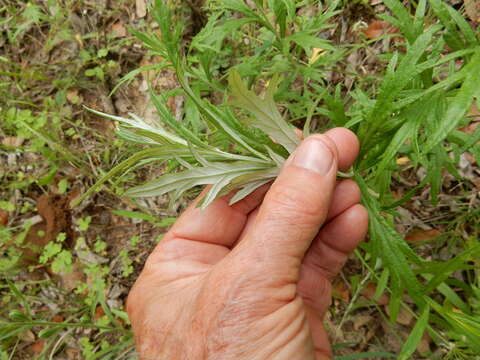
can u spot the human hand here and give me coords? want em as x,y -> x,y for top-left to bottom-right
126,128 -> 368,360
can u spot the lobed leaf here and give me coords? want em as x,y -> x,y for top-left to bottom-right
425,49 -> 480,153
124,160 -> 276,209
228,70 -> 299,153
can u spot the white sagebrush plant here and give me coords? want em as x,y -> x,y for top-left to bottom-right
79,71 -> 351,209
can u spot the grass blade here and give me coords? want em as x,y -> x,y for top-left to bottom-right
398,305 -> 430,360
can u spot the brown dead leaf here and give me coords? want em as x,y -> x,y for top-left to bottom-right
463,152 -> 476,166
51,314 -> 65,323
362,282 -> 389,305
397,307 -> 413,326
19,329 -> 35,343
136,0 -> 147,18
417,331 -> 431,355
465,0 -> 480,22
30,340 -> 45,355
58,261 -> 85,291
2,136 -> 24,147
95,305 -> 105,320
353,315 -> 373,331
472,177 -> 480,190
391,189 -> 403,202
66,89 -> 82,104
20,223 -> 49,263
66,348 -> 81,360
111,21 -> 128,38
332,280 -> 350,302
392,306 -> 414,326
460,103 -> 480,133
67,186 -> 82,208
405,229 -> 441,243
18,193 -> 73,263
167,96 -> 177,114
0,210 -> 8,226
470,102 -> 480,117
460,122 -> 480,134
364,20 -> 399,39
37,193 -> 73,241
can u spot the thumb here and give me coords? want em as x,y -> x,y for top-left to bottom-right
239,134 -> 338,273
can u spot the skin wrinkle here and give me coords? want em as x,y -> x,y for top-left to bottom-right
232,225 -> 302,282
264,175 -> 329,220
155,237 -> 229,264
171,212 -> 242,245
245,226 -> 309,279
200,263 -> 299,358
264,298 -> 313,360
307,241 -> 346,280
171,206 -> 247,247
228,246 -> 299,296
134,275 -> 209,360
207,295 -> 311,360
135,298 -> 185,359
141,260 -> 210,285
204,286 -> 263,357
297,266 -> 332,315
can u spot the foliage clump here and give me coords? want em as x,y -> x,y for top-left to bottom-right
82,0 -> 480,357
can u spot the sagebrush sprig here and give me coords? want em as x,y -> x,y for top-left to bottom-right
81,70 -> 314,209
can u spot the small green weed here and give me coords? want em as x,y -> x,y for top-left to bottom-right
1,1 -> 142,359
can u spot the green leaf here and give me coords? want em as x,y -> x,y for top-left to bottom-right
429,0 -> 479,50
428,298 -> 480,352
382,0 -> 415,42
398,305 -> 430,360
0,201 -> 14,212
87,107 -> 188,146
178,72 -> 272,160
125,160 -> 275,209
421,273 -> 469,313
51,250 -> 73,274
58,178 -> 68,194
371,26 -> 440,120
229,178 -> 272,205
39,242 -> 62,264
221,0 -> 260,18
423,243 -> 480,295
38,327 -> 61,339
445,5 -> 478,47
268,0 -> 287,37
9,310 -> 30,322
229,71 -> 299,153
413,0 -> 427,38
357,175 -> 425,307
287,32 -> 335,53
425,50 -> 480,153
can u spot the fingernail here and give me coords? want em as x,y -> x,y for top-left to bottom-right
293,137 -> 334,175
